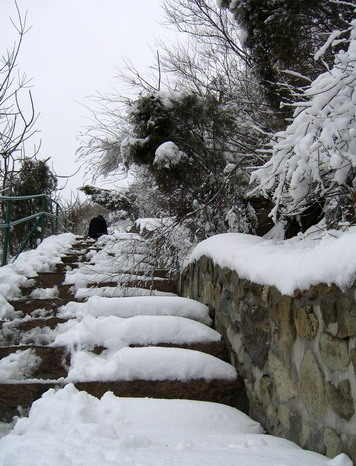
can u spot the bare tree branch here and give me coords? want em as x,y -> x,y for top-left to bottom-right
0,1 -> 39,192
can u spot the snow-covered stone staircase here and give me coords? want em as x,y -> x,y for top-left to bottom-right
0,233 -> 244,422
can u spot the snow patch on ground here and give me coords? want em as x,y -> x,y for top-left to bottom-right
0,384 -> 351,466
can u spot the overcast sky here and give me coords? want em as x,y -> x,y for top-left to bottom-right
1,0 -> 178,200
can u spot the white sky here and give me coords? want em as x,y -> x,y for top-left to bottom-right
1,0 -> 178,200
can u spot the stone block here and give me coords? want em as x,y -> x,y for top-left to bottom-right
351,348 -> 356,373
200,255 -> 209,274
319,332 -> 350,372
230,271 -> 240,290
336,298 -> 356,338
268,351 -> 297,402
241,304 -> 271,370
278,404 -> 292,431
350,435 -> 356,465
295,306 -> 319,339
300,350 -> 327,419
220,289 -> 233,316
201,280 -> 215,306
261,285 -> 270,306
326,379 -> 355,421
324,427 -> 344,459
320,297 -> 338,328
258,375 -> 272,405
218,267 -> 232,287
269,286 -> 282,305
300,421 -> 326,455
277,295 -> 296,348
266,403 -> 277,431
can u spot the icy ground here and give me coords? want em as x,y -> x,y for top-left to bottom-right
0,229 -> 354,465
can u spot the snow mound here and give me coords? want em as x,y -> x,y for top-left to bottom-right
52,314 -> 221,349
0,384 -> 351,466
58,295 -> 212,326
0,233 -> 77,318
66,346 -> 237,382
30,286 -> 59,299
73,286 -> 175,300
0,349 -> 41,381
153,141 -> 186,168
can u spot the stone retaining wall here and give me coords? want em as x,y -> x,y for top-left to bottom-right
180,256 -> 356,462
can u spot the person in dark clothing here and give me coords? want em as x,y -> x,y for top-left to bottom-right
88,215 -> 108,240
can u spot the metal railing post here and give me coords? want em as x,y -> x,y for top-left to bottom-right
2,199 -> 13,266
55,203 -> 59,234
0,194 -> 77,266
39,196 -> 46,242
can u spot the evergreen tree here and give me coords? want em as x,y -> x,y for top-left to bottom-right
6,158 -> 58,253
80,185 -> 138,219
107,89 -> 263,235
219,0 -> 354,114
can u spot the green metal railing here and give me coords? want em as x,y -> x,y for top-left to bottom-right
0,194 -> 76,266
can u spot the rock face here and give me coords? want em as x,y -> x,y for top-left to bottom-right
180,257 -> 356,464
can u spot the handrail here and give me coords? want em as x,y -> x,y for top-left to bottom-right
0,194 -> 76,266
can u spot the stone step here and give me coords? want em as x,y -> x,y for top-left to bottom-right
153,341 -> 230,362
0,342 -> 228,382
20,284 -> 74,298
61,254 -> 85,264
0,235 -> 245,426
9,298 -> 73,315
0,318 -> 69,346
91,341 -> 228,361
55,253 -> 88,272
3,317 -> 69,333
27,272 -> 66,287
0,346 -> 69,379
126,279 -> 177,294
76,379 -> 245,409
152,269 -> 172,279
81,279 -> 177,294
0,378 -> 246,421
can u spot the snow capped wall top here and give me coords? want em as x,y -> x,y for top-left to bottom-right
187,226 -> 356,296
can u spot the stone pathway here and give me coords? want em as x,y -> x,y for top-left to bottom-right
0,234 -> 246,423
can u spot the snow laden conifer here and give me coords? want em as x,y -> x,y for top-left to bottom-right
219,0 -> 354,117
250,19 -> 356,230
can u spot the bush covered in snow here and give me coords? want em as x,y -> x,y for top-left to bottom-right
250,20 -> 356,230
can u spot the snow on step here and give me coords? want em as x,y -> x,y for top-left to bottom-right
52,315 -> 221,349
59,295 -> 212,325
0,233 -> 78,318
66,346 -> 237,382
75,284 -> 177,299
0,349 -> 41,381
73,286 -> 175,300
64,271 -> 160,288
0,384 -> 350,466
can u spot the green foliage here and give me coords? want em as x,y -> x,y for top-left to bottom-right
80,185 -> 137,219
9,158 -> 57,197
220,0 -> 354,113
121,90 -> 259,222
5,158 -> 58,253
